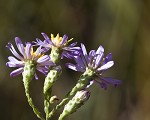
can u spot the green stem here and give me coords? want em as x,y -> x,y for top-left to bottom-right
24,81 -> 45,120
48,69 -> 94,119
23,61 -> 45,120
43,67 -> 61,120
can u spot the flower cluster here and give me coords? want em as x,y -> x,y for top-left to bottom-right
6,37 -> 54,79
66,43 -> 121,89
6,33 -> 121,120
34,33 -> 81,59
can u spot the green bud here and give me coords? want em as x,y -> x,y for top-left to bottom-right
50,95 -> 59,104
58,90 -> 90,120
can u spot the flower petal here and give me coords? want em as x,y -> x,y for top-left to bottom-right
8,56 -> 24,64
25,42 -> 32,59
102,53 -> 112,65
69,42 -> 77,47
6,43 -> 23,60
60,34 -> 68,45
37,55 -> 50,63
15,37 -> 25,56
10,67 -> 24,77
96,45 -> 104,54
97,61 -> 114,71
100,77 -> 122,86
81,43 -> 88,63
66,63 -> 78,71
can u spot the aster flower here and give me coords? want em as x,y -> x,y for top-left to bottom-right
6,37 -> 55,79
66,43 -> 121,89
34,33 -> 80,62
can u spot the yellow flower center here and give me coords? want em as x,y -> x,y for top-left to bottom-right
51,33 -> 63,47
30,47 -> 43,60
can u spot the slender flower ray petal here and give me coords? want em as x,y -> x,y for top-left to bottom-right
8,56 -> 24,64
36,67 -> 48,75
69,42 -> 77,47
6,43 -> 23,60
41,32 -> 50,40
34,46 -> 42,56
81,43 -> 88,63
100,77 -> 122,85
15,37 -> 25,56
102,53 -> 112,65
37,55 -> 50,63
88,50 -> 95,66
97,61 -> 114,71
66,63 -> 78,71
94,46 -> 104,68
60,34 -> 68,45
74,56 -> 86,68
25,42 -> 32,59
10,67 -> 24,77
6,62 -> 18,67
96,45 -> 104,54
95,53 -> 104,68
34,73 -> 38,80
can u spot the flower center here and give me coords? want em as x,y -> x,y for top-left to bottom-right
51,34 -> 63,47
30,47 -> 43,61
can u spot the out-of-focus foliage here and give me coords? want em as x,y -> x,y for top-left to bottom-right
0,0 -> 150,120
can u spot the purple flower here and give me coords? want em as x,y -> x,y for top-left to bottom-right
66,43 -> 121,89
34,33 -> 81,59
6,37 -> 55,79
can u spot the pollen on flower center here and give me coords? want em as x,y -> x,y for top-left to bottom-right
51,33 -> 63,47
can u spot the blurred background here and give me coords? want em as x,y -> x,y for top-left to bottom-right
0,0 -> 150,120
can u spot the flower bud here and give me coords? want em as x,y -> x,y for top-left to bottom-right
58,90 -> 90,120
50,95 -> 59,104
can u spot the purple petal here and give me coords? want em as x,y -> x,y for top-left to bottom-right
81,43 -> 88,63
60,34 -> 68,45
10,67 -> 24,77
41,33 -> 50,40
66,63 -> 78,71
41,33 -> 55,46
97,61 -> 114,71
88,50 -> 95,63
66,63 -> 85,72
86,80 -> 94,88
6,62 -> 18,67
99,82 -> 108,90
38,61 -> 55,66
15,37 -> 25,56
69,42 -> 77,47
95,53 -> 104,68
25,42 -> 32,59
37,55 -> 50,63
34,46 -> 42,57
95,46 -> 104,68
36,66 -> 48,75
100,77 -> 122,86
8,56 -> 24,64
74,56 -> 86,69
103,53 -> 112,65
96,45 -> 104,54
34,38 -> 44,46
34,73 -> 39,80
6,43 -> 23,60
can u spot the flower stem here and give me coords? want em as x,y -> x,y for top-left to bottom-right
43,66 -> 62,120
48,69 -> 94,119
23,61 -> 45,120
